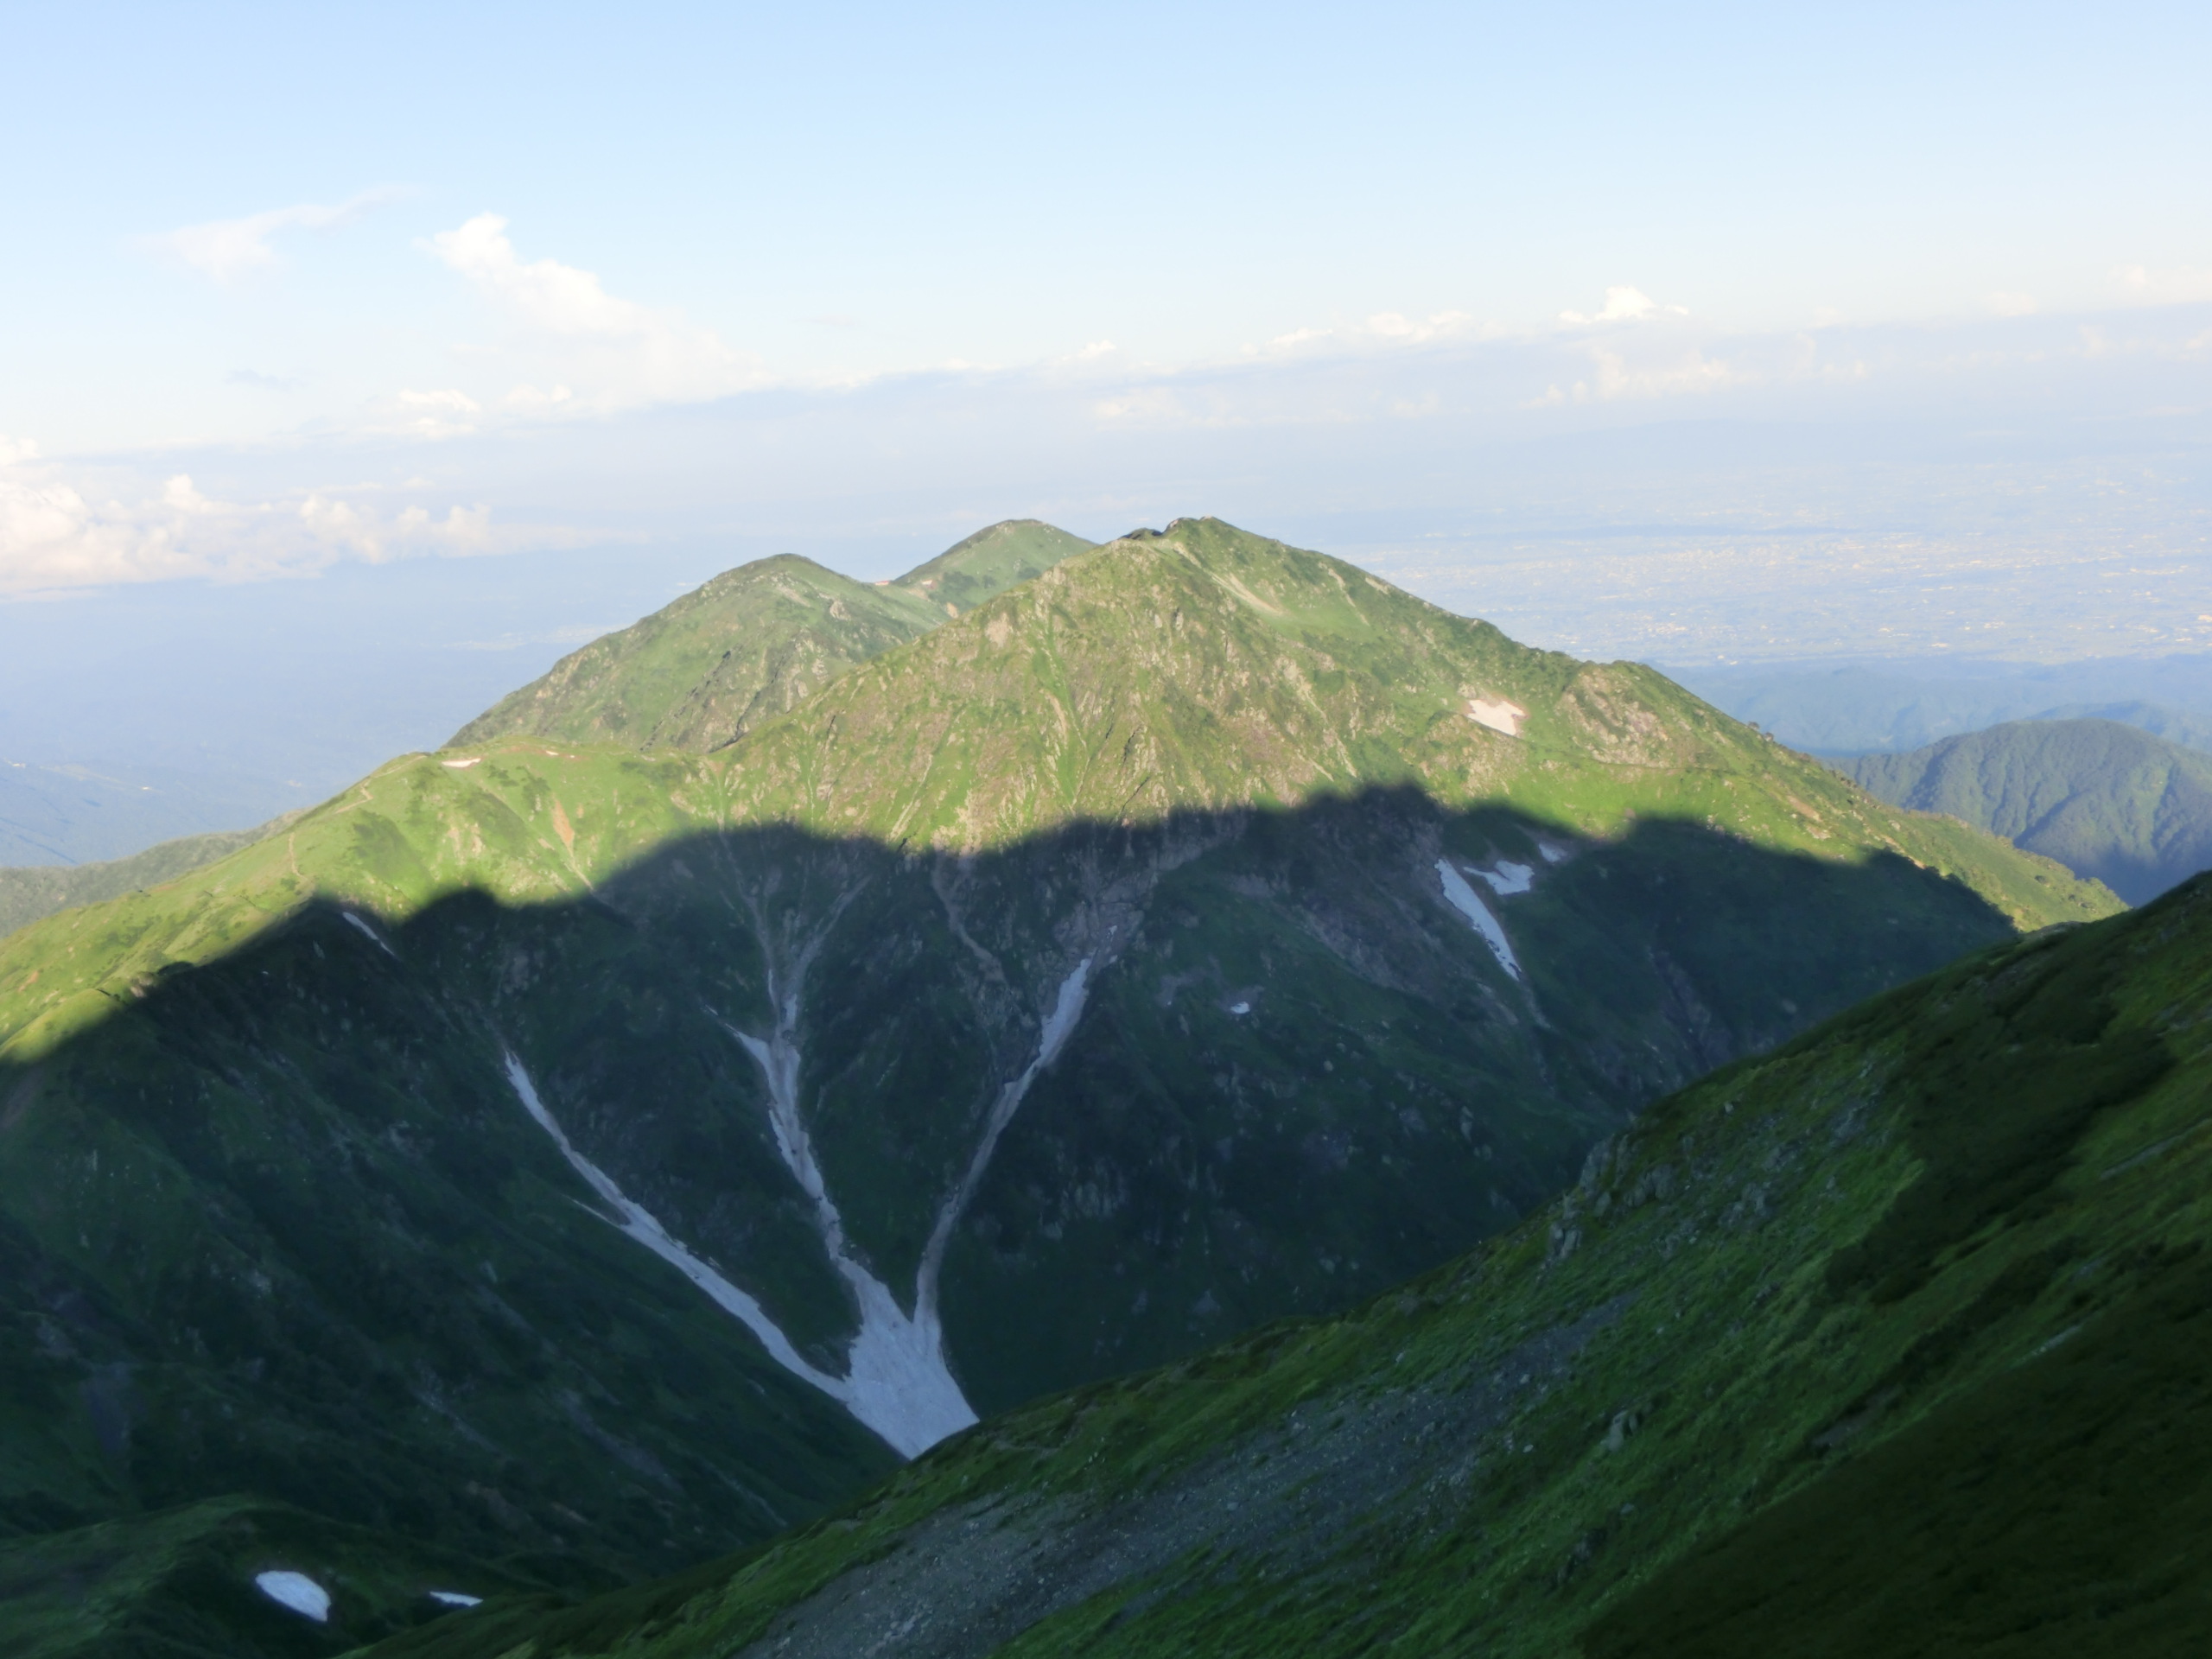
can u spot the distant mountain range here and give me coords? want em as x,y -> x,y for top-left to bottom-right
1674,658 -> 2212,756
0,519 -> 2122,1655
1842,717 -> 2212,904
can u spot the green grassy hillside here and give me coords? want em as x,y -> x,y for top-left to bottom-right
447,556 -> 944,753
0,521 -> 2122,1656
1843,717 -> 2212,904
360,871 -> 2212,1659
449,521 -> 1093,754
889,519 -> 1096,614
0,817 -> 296,944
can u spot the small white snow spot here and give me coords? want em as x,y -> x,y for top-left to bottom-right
254,1571 -> 331,1622
1230,1001 -> 1251,1015
1465,696 -> 1526,736
440,757 -> 482,769
1473,860 -> 1535,897
1537,842 -> 1566,865
429,1590 -> 484,1608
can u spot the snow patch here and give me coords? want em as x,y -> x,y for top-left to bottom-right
1437,860 -> 1522,980
1537,841 -> 1566,865
499,1055 -> 862,1430
428,1591 -> 483,1608
1466,696 -> 1526,736
504,956 -> 1100,1462
254,1571 -> 330,1622
1229,1001 -> 1251,1016
726,999 -> 978,1459
440,757 -> 481,769
918,961 -> 1092,1322
342,912 -> 398,959
1473,860 -> 1534,897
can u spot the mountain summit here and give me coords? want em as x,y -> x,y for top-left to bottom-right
449,520 -> 1094,753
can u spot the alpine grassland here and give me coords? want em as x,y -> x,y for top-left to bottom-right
0,521 -> 2127,1655
450,520 -> 1094,753
0,816 -> 298,944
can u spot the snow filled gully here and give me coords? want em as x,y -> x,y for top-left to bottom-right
499,957 -> 1095,1460
1437,859 -> 1523,980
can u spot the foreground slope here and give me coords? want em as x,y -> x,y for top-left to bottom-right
370,872 -> 2212,1659
0,522 -> 2118,1652
449,521 -> 1092,753
1844,716 -> 2212,903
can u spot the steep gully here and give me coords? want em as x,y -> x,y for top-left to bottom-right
504,947 -> 1094,1459
499,857 -> 1522,1457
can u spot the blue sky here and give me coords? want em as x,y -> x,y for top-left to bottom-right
1,1 -> 2208,643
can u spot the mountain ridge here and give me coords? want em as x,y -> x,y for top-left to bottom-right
449,521 -> 1096,755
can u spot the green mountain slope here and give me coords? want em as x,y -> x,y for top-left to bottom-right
447,556 -> 944,753
448,522 -> 1093,754
1843,716 -> 2212,904
0,817 -> 296,944
363,872 -> 2212,1659
0,521 -> 2119,1655
889,519 -> 1096,614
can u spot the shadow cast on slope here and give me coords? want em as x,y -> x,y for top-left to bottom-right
0,790 -> 2021,1643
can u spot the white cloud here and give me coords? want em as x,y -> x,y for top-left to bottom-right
389,387 -> 486,440
0,440 -> 566,595
2114,264 -> 2212,304
1986,291 -> 2037,317
1584,344 -> 1739,399
1366,310 -> 1481,343
423,214 -> 761,410
1560,286 -> 1688,326
143,187 -> 405,283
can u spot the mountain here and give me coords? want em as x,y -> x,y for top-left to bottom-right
448,521 -> 1093,753
0,520 -> 2119,1654
887,519 -> 1097,614
0,817 -> 296,944
361,870 -> 2212,1659
1842,717 -> 2212,904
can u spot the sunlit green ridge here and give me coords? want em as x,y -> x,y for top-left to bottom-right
450,520 -> 1094,754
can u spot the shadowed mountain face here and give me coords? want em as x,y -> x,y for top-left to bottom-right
1843,717 -> 2212,904
0,520 -> 2120,1655
357,874 -> 2212,1659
